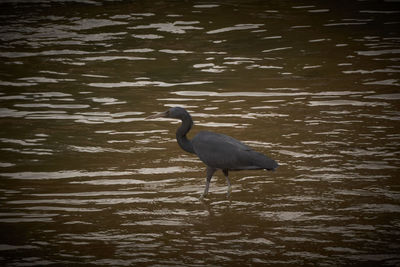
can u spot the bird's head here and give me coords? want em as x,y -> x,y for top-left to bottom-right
146,107 -> 188,120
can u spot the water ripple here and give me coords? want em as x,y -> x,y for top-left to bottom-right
88,80 -> 212,88
129,21 -> 203,34
1,1 -> 399,266
207,24 -> 263,34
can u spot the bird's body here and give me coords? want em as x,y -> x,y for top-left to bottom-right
146,107 -> 278,198
192,131 -> 277,171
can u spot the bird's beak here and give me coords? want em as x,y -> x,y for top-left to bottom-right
145,111 -> 168,120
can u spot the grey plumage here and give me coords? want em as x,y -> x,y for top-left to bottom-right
192,131 -> 278,171
146,107 -> 278,198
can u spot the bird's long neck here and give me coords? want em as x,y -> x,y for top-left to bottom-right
176,113 -> 195,154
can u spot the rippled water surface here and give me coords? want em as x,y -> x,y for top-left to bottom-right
1,0 -> 400,265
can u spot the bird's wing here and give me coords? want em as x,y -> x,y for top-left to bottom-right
191,131 -> 260,170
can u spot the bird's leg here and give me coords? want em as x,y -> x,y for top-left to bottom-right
201,167 -> 216,199
223,169 -> 232,198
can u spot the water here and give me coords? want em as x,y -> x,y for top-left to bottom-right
1,0 -> 400,265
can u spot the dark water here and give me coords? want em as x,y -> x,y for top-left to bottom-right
1,0 -> 400,265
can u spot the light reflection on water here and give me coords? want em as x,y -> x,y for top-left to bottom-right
1,0 -> 400,266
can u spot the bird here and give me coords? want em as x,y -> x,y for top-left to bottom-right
146,107 -> 278,199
